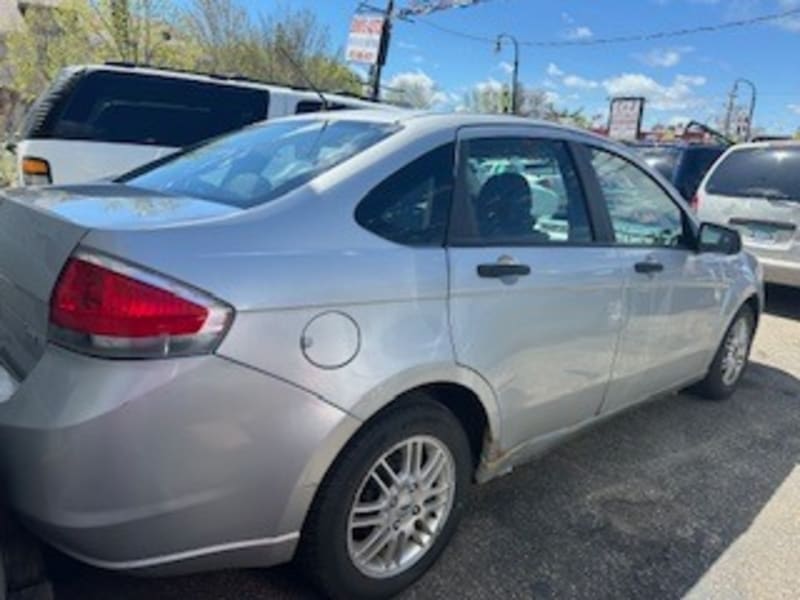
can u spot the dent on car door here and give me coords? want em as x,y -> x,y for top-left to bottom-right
446,129 -> 626,453
586,147 -> 725,414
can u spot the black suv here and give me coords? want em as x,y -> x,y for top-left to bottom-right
635,143 -> 726,201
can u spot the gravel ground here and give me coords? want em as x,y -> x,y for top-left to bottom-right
55,285 -> 800,600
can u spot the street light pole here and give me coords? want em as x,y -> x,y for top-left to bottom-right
495,33 -> 520,115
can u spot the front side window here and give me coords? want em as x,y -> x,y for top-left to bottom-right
455,137 -> 592,245
590,148 -> 687,248
706,147 -> 800,201
355,144 -> 454,246
123,119 -> 397,208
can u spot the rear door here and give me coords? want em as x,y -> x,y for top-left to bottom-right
18,70 -> 269,184
585,146 -> 724,413
447,127 -> 626,451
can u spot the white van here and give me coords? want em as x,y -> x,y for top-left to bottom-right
11,63 -> 391,186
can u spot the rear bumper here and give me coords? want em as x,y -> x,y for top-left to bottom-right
0,346 -> 358,575
758,256 -> 800,287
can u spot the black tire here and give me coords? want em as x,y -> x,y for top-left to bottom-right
691,305 -> 755,401
0,534 -> 47,595
298,396 -> 472,600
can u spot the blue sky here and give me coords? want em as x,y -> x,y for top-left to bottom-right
282,0 -> 800,133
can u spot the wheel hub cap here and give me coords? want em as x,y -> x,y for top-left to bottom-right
347,435 -> 456,579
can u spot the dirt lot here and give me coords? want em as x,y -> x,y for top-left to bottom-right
55,285 -> 800,600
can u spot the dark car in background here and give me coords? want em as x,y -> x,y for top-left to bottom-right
635,143 -> 726,204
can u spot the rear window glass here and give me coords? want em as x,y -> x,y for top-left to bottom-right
639,147 -> 680,180
706,147 -> 800,201
122,119 -> 398,208
33,70 -> 269,147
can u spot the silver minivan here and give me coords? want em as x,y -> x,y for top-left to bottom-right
696,141 -> 800,287
0,112 -> 763,599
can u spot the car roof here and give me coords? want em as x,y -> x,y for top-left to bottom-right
726,140 -> 800,151
274,109 -> 609,142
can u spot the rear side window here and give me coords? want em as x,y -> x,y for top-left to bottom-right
30,70 -> 269,147
124,119 -> 398,208
706,147 -> 800,201
641,147 -> 680,181
355,144 -> 454,246
295,100 -> 353,114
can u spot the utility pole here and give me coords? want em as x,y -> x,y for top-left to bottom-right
370,0 -> 395,101
723,78 -> 758,141
495,33 -> 520,115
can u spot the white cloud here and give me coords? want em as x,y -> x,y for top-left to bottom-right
566,26 -> 593,40
602,73 -> 707,110
789,103 -> 800,115
637,46 -> 694,68
563,74 -> 599,89
386,70 -> 447,109
412,55 -> 425,64
497,61 -> 514,75
397,40 -> 419,50
546,63 -> 565,77
777,0 -> 800,32
546,63 -> 598,89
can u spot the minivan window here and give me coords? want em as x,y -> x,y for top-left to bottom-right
124,119 -> 398,208
36,70 -> 269,147
706,147 -> 800,201
641,147 -> 680,180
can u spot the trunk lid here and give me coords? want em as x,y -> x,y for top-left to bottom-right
697,193 -> 800,260
0,184 -> 239,377
0,190 -> 87,377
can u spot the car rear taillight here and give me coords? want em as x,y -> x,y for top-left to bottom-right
690,194 -> 700,213
49,251 -> 232,358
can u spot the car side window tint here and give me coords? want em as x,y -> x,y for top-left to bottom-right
590,148 -> 688,248
456,137 -> 592,245
355,144 -> 454,246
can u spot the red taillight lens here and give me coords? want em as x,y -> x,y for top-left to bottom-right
52,258 -> 208,337
50,253 -> 231,358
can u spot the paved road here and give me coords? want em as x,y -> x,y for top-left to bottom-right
56,286 -> 800,600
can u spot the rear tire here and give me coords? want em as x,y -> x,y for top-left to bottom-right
298,396 -> 472,600
692,305 -> 755,400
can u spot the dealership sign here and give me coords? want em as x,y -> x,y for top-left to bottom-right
608,97 -> 645,141
346,14 -> 386,65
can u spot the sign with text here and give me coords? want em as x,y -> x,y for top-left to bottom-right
346,13 -> 386,65
608,97 -> 645,141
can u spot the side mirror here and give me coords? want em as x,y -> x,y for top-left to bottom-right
698,222 -> 742,255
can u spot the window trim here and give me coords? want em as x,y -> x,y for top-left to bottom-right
446,133 -> 601,248
578,143 -> 700,252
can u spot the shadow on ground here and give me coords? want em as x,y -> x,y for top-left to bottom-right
55,358 -> 800,600
765,284 -> 800,320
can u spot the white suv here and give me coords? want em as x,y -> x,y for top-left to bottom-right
10,63 -> 389,186
696,141 -> 800,287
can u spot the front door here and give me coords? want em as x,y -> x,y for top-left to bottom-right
585,147 -> 724,413
446,128 -> 626,452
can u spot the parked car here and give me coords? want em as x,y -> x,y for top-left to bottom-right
9,63 -> 391,187
0,112 -> 762,600
696,141 -> 800,287
634,142 -> 727,202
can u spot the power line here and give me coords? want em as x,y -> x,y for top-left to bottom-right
409,6 -> 800,48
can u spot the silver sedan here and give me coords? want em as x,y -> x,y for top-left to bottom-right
0,111 -> 763,599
